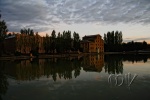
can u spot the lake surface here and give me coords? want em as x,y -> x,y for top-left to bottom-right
0,54 -> 150,100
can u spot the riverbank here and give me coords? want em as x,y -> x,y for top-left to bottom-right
0,53 -> 87,60
0,51 -> 150,60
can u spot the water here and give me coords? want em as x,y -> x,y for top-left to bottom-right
0,54 -> 150,100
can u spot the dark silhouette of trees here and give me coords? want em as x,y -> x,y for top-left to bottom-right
43,30 -> 81,54
104,31 -> 148,52
73,31 -> 80,51
20,28 -> 34,36
0,12 -> 8,55
104,31 -> 122,52
122,41 -> 148,51
104,55 -> 123,74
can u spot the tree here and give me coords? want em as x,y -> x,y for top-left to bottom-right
73,32 -> 80,51
0,13 -> 8,42
51,30 -> 56,39
30,29 -> 34,36
51,30 -> 56,53
104,31 -> 123,52
43,34 -> 51,53
57,32 -> 61,38
0,12 -> 8,55
142,41 -> 147,50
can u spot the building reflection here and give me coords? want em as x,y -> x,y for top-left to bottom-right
82,54 -> 104,72
1,54 -> 150,82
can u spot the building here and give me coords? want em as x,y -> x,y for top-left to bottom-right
4,34 -> 45,54
80,34 -> 104,53
82,54 -> 104,72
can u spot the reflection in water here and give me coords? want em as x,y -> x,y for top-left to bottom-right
1,58 -> 82,82
0,67 -> 9,100
104,55 -> 123,74
122,54 -> 149,63
0,54 -> 150,100
0,54 -> 150,82
82,55 -> 104,72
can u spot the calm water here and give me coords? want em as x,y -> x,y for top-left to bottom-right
0,54 -> 150,100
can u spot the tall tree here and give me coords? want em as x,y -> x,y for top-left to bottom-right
57,32 -> 61,38
73,32 -> 80,51
51,30 -> 56,39
51,30 -> 56,53
0,13 -> 8,41
104,31 -> 123,52
0,12 -> 8,55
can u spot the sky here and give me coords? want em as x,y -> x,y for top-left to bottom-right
0,0 -> 150,43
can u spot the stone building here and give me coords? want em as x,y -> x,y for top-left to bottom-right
80,34 -> 104,53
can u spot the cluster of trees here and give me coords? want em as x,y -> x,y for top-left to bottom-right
0,13 -> 8,55
43,30 -> 81,54
104,31 -> 123,52
104,31 -> 148,52
0,14 -> 8,42
15,31 -> 41,55
1,12 -> 149,55
20,28 -> 35,36
122,41 -> 147,51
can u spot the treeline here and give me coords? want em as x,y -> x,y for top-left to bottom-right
104,31 -> 122,52
104,31 -> 148,52
122,41 -> 147,51
0,13 -> 8,55
9,29 -> 82,55
43,30 -> 81,54
0,12 -> 82,55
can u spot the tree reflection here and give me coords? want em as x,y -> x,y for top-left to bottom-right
0,65 -> 9,100
104,55 -> 123,74
1,54 -> 150,82
122,54 -> 150,63
104,54 -> 150,74
1,57 -> 82,82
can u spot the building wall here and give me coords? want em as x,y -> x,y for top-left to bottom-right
81,34 -> 104,53
81,42 -> 90,52
4,37 -> 16,54
4,34 -> 45,54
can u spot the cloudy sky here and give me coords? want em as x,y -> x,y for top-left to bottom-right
0,0 -> 150,43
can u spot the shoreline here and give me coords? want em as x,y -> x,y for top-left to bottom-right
0,52 -> 150,60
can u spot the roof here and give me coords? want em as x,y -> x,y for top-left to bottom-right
5,35 -> 16,39
82,34 -> 101,42
80,40 -> 91,43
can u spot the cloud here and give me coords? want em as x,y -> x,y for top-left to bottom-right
0,0 -> 150,32
124,37 -> 150,43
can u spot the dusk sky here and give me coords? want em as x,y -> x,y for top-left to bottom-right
0,0 -> 150,43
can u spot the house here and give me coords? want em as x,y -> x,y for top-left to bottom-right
4,34 -> 45,54
80,34 -> 104,53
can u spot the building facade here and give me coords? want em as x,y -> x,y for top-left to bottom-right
80,34 -> 104,53
4,34 -> 45,54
